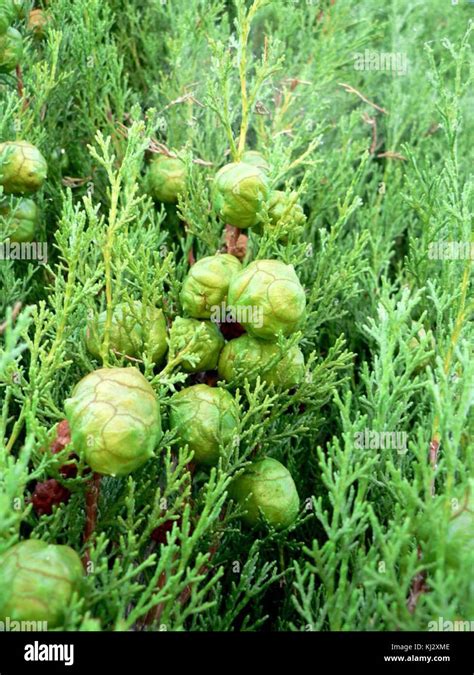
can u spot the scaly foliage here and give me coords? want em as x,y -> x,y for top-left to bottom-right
0,0 -> 472,631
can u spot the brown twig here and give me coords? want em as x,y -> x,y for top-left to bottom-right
407,548 -> 428,614
15,64 -> 29,111
406,437 -> 438,612
61,175 -> 93,188
272,128 -> 294,138
140,462 -> 196,627
0,302 -> 22,335
117,121 -> 214,166
178,538 -> 221,607
429,438 -> 440,496
111,348 -> 143,364
282,78 -> 312,90
255,101 -> 270,115
160,92 -> 205,113
424,123 -> 441,137
192,157 -> 214,167
377,151 -> 407,161
83,472 -> 101,567
141,566 -> 170,626
338,82 -> 389,115
181,221 -> 195,266
362,113 -> 377,154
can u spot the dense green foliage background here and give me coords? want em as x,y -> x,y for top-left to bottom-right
0,0 -> 472,631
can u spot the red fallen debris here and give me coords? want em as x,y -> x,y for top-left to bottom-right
50,419 -> 78,478
192,370 -> 219,387
50,419 -> 71,453
31,420 -> 79,516
218,320 -> 245,340
31,479 -> 71,516
151,517 -> 182,545
224,224 -> 248,260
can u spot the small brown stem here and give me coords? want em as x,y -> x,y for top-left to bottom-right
139,462 -> 195,627
83,472 -> 101,567
182,221 -> 195,266
142,567 -> 170,626
0,301 -> 22,335
362,113 -> 377,155
407,438 -> 438,611
429,438 -> 439,496
178,539 -> 220,606
178,507 -> 225,606
377,151 -> 407,161
142,481 -> 223,628
15,65 -> 30,112
338,82 -> 388,115
407,547 -> 428,614
61,175 -> 93,188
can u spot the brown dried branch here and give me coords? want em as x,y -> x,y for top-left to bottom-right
377,151 -> 407,161
116,127 -> 213,166
282,78 -> 312,90
61,175 -> 93,188
429,438 -> 440,496
15,64 -> 30,111
272,128 -> 294,138
83,472 -> 101,567
0,302 -> 22,335
362,113 -> 377,154
424,122 -> 442,137
255,101 -> 270,115
407,548 -> 428,614
160,92 -> 205,113
338,82 -> 389,115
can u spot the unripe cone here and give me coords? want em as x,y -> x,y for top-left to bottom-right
0,540 -> 84,627
168,317 -> 224,372
146,155 -> 186,203
218,334 -> 305,388
0,141 -> 47,194
169,384 -> 239,465
0,197 -> 39,242
64,367 -> 161,476
213,162 -> 269,229
0,1 -> 15,34
230,457 -> 300,529
241,150 -> 270,175
85,301 -> 168,364
227,259 -> 306,339
180,254 -> 242,319
0,26 -> 22,73
268,190 -> 306,228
